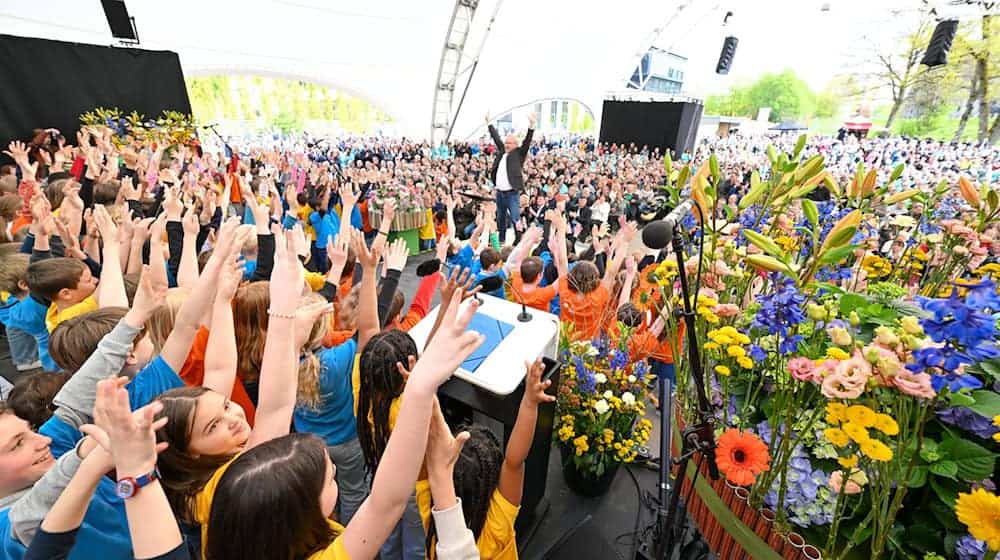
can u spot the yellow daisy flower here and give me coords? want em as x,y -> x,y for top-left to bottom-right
842,422 -> 870,444
873,414 -> 900,436
837,455 -> 859,469
826,403 -> 847,425
859,439 -> 893,462
845,405 -> 877,428
823,427 -> 850,448
955,489 -> 1000,551
715,365 -> 731,376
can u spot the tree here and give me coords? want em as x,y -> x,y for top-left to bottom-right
859,17 -> 934,129
704,70 -> 816,122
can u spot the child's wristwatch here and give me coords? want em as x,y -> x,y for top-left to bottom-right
115,467 -> 161,499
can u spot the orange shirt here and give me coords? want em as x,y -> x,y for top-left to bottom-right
559,277 -> 610,341
510,273 -> 557,311
323,329 -> 355,348
180,327 -> 257,426
434,220 -> 448,241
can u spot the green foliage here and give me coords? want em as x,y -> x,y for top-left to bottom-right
185,75 -> 391,133
704,69 -> 817,122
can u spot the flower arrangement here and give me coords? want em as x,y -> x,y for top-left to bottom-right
555,326 -> 653,481
79,107 -> 198,149
639,136 -> 1000,560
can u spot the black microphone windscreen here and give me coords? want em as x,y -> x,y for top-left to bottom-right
641,221 -> 671,250
476,275 -> 504,293
416,259 -> 441,277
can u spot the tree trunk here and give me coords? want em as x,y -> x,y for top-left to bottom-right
954,72 -> 980,142
885,88 -> 906,129
989,113 -> 1000,145
977,16 -> 992,141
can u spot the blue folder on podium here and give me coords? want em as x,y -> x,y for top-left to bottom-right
462,312 -> 515,373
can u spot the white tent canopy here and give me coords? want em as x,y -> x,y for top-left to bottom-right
2,0 -> 691,139
1,0 -> 938,139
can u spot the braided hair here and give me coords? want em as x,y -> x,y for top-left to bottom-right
356,329 -> 417,473
424,425 -> 503,557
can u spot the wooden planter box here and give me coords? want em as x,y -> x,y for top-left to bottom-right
368,207 -> 426,232
672,414 -> 823,560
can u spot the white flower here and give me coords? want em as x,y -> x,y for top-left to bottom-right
627,375 -> 637,383
603,390 -> 613,400
594,399 -> 610,414
621,392 -> 636,406
594,373 -> 608,384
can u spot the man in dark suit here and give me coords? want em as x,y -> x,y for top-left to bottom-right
486,112 -> 536,243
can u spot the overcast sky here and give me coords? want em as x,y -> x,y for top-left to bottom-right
660,0 -> 924,96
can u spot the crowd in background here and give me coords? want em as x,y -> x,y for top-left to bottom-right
0,122 -> 996,560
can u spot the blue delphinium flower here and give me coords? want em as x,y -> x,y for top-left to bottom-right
955,535 -> 986,560
609,349 -> 629,372
633,360 -> 649,380
592,335 -> 610,360
737,206 -> 770,246
750,275 -> 807,353
937,407 -> 1000,440
573,355 -> 596,394
907,280 -> 1000,392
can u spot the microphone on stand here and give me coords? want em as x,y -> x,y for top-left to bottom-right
506,278 -> 533,323
640,199 -> 696,251
474,275 -> 504,305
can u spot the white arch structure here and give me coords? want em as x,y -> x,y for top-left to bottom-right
1,0 -> 698,139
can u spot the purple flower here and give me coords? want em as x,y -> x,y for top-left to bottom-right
937,407 -> 1000,440
749,345 -> 768,361
955,535 -> 986,560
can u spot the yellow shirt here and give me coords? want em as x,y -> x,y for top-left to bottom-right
195,456 -> 350,560
298,204 -> 316,240
419,208 -> 435,240
46,295 -> 98,332
305,270 -> 326,292
415,480 -> 520,560
352,356 -> 401,428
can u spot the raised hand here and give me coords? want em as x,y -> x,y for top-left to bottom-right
326,233 -> 349,275
426,398 -> 470,478
148,214 -> 168,249
351,229 -> 381,271
384,238 -> 409,272
395,355 -> 417,381
53,217 -> 86,259
83,377 -> 168,477
294,298 -> 335,350
3,141 -> 36,177
215,248 -> 244,302
381,199 -> 397,229
440,266 -> 477,305
127,264 -> 169,328
268,224 -> 306,317
522,359 -> 555,406
288,224 -> 308,262
435,236 -> 450,262
408,289 -> 484,393
339,182 -> 358,207
162,187 -> 183,220
92,204 -> 118,242
528,113 -> 537,128
132,217 -> 155,244
182,206 -> 200,236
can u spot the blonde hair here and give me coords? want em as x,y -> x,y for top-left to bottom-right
296,293 -> 332,409
146,288 -> 191,354
335,284 -> 360,332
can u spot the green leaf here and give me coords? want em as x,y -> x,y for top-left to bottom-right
919,439 -> 940,462
966,390 -> 1000,418
663,151 -> 672,177
947,391 -> 976,408
738,179 -> 766,209
929,475 -> 961,507
929,460 -> 958,479
709,153 -> 720,182
723,204 -> 735,222
793,134 -> 807,160
766,144 -> 776,166
819,244 -> 858,265
988,189 -> 999,213
824,225 -> 857,250
742,230 -> 785,259
802,199 -> 818,228
937,437 -> 997,482
839,293 -> 868,315
906,465 -> 928,488
888,163 -> 905,186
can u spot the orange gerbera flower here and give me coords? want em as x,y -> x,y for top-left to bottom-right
716,429 -> 770,486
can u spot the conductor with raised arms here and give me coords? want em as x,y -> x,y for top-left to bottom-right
486,112 -> 536,244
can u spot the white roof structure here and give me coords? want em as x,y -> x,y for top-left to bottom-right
1,0 -> 955,139
2,0 -> 693,139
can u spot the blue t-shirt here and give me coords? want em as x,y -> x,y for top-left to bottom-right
447,245 -> 475,271
4,357 -> 185,559
309,211 -> 340,248
293,339 -> 358,447
2,296 -> 54,371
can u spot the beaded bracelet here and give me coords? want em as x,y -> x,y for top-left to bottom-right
267,308 -> 296,319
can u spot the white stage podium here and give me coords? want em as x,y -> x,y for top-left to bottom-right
407,293 -> 560,395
